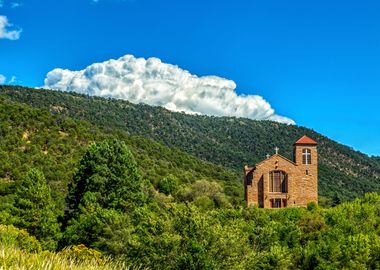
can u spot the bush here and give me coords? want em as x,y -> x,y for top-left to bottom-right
176,180 -> 231,209
0,224 -> 41,252
61,244 -> 104,265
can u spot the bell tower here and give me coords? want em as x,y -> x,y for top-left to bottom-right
293,135 -> 318,204
293,135 -> 318,165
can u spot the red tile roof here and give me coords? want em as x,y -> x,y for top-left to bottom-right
294,135 -> 317,145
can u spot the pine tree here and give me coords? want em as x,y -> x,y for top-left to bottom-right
13,169 -> 60,250
63,139 -> 145,248
67,139 -> 145,215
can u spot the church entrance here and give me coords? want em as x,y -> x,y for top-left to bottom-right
270,198 -> 287,208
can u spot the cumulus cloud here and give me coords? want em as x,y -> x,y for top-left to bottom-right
0,74 -> 5,84
0,15 -> 22,40
43,55 -> 295,124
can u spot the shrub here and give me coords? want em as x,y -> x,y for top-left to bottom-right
61,244 -> 104,265
0,224 -> 41,252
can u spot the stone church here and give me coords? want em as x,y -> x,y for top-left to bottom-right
244,135 -> 318,208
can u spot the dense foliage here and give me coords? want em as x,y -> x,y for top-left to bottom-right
61,140 -> 380,269
61,168 -> 380,270
1,85 -> 380,269
1,85 -> 379,201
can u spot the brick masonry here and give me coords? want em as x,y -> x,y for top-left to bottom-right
244,136 -> 318,208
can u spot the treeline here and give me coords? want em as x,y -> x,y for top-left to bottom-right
0,85 -> 379,202
1,138 -> 380,269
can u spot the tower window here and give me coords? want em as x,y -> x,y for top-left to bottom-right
302,149 -> 311,164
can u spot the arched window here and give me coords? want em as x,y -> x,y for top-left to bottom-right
269,171 -> 287,193
302,149 -> 311,164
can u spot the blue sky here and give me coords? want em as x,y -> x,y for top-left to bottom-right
0,0 -> 379,156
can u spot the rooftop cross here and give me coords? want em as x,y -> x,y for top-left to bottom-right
275,147 -> 279,155
266,154 -> 270,159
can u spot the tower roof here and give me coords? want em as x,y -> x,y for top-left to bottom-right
294,135 -> 317,145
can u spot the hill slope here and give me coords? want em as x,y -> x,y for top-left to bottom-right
0,85 -> 379,201
0,96 -> 241,210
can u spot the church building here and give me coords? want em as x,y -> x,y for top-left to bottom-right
244,135 -> 318,208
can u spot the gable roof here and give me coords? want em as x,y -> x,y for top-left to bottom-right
294,135 -> 317,145
254,153 -> 296,168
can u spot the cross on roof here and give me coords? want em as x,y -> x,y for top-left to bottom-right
266,154 -> 270,159
275,147 -> 279,154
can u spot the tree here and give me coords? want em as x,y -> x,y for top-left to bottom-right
176,180 -> 230,209
158,175 -> 179,195
63,139 -> 146,248
67,139 -> 145,215
13,169 -> 60,250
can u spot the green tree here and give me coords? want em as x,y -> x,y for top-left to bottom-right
158,175 -> 179,195
63,139 -> 146,248
67,139 -> 145,215
12,169 -> 60,250
177,180 -> 230,209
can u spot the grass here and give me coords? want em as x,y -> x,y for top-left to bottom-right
0,245 -> 143,270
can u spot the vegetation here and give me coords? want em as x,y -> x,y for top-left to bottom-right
0,85 -> 379,201
0,225 -> 139,269
1,134 -> 380,269
0,244 -> 138,270
0,85 -> 380,268
12,169 -> 60,250
67,139 -> 145,213
0,96 -> 242,210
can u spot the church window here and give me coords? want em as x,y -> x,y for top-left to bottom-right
302,149 -> 311,164
269,170 -> 287,193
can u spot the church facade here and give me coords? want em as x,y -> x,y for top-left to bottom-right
244,135 -> 318,208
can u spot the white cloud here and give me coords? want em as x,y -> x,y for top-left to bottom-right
0,15 -> 22,40
43,55 -> 295,124
8,75 -> 16,83
0,74 -> 5,84
10,2 -> 21,8
0,74 -> 19,84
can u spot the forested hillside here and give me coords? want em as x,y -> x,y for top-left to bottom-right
0,97 -> 242,212
1,85 -> 380,269
1,85 -> 379,201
